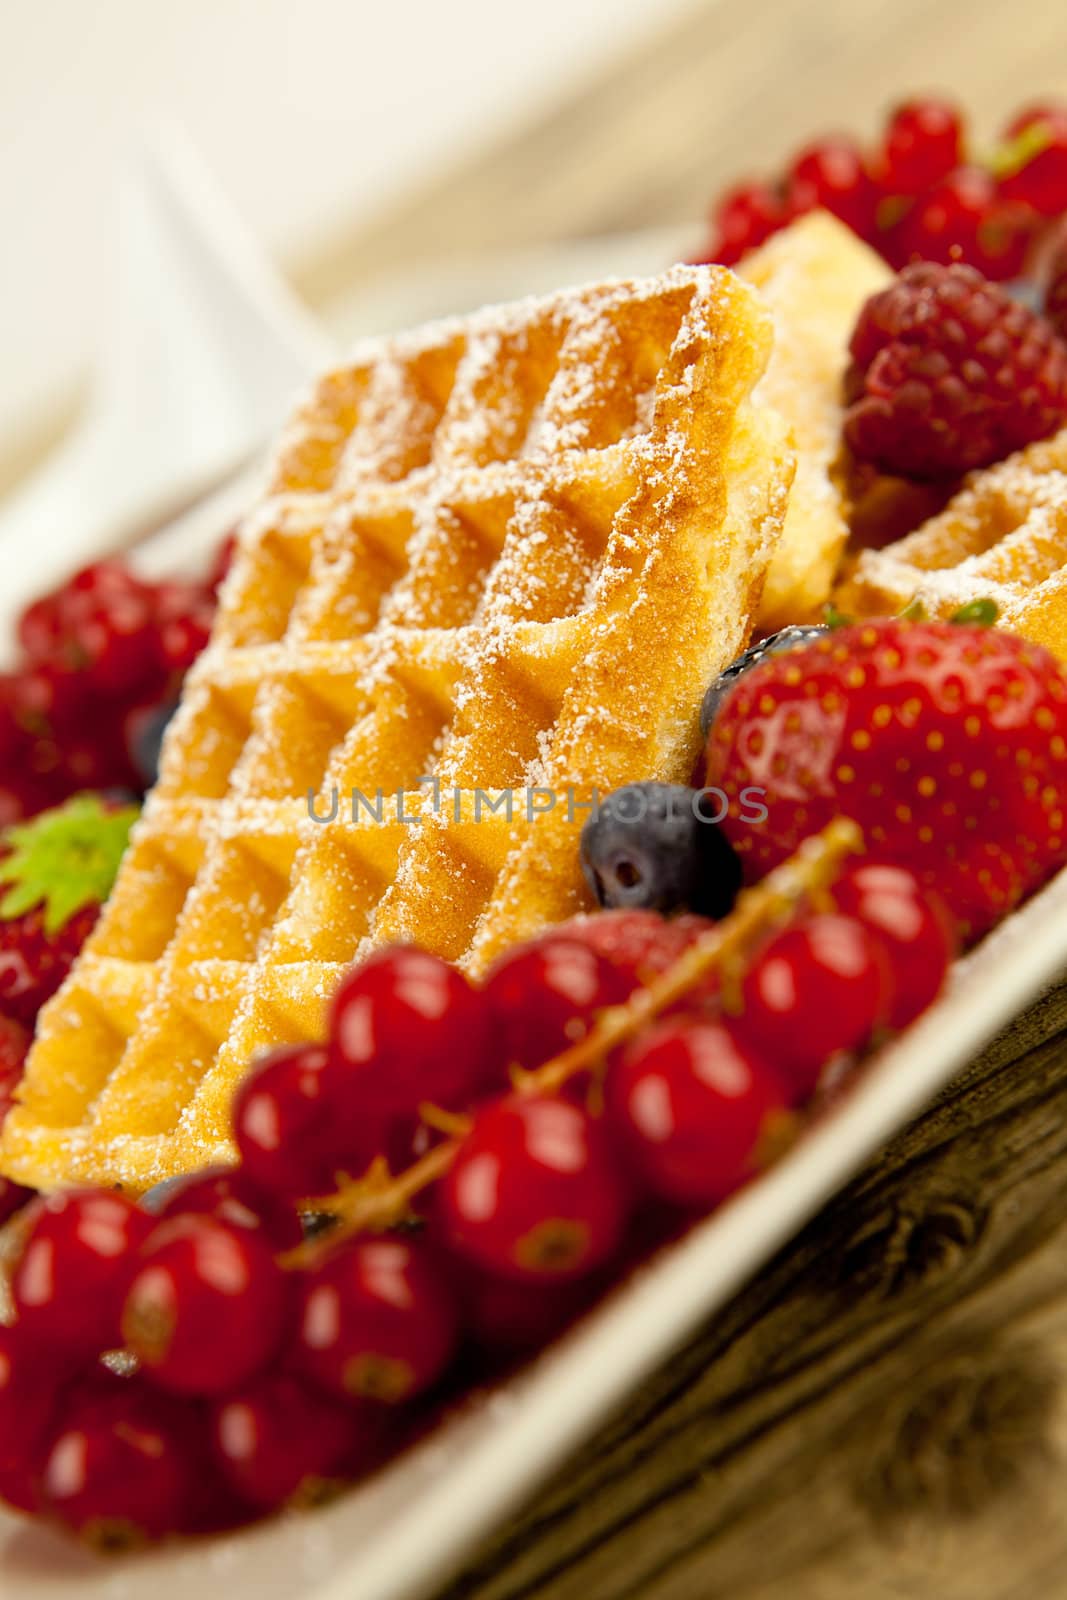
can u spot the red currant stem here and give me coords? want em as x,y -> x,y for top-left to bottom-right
519,817 -> 864,1099
418,1104 -> 473,1138
986,122 -> 1055,180
0,1203 -> 38,1325
280,1142 -> 458,1269
280,819 -> 863,1270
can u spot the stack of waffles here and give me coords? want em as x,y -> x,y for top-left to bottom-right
0,215 -> 907,1194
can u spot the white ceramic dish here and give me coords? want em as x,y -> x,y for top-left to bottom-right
4,273 -> 1067,1600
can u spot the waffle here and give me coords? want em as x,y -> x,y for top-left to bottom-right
836,425 -> 1067,658
739,212 -> 891,629
1,267 -> 795,1193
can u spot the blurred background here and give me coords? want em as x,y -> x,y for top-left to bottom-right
2,0 -> 1066,506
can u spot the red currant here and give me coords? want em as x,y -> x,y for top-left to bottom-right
209,529 -> 240,592
330,945 -> 494,1117
786,137 -> 876,238
145,1164 -> 304,1250
294,1236 -> 458,1404
153,582 -> 216,679
233,1043 -> 377,1200
0,1325 -> 59,1511
880,98 -> 964,194
548,910 -> 715,988
740,913 -> 890,1099
12,1189 -> 152,1355
211,1373 -> 358,1509
709,180 -> 786,265
999,104 -> 1067,217
121,1214 -> 291,1395
38,1375 -> 198,1548
895,166 -> 994,266
830,861 -> 956,1030
607,1017 -> 787,1208
439,1093 -> 630,1282
461,1268 -> 598,1355
483,936 -> 632,1075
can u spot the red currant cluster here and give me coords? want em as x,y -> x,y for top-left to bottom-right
0,822 -> 956,1547
0,539 -> 234,827
0,1018 -> 32,1226
698,98 -> 1067,282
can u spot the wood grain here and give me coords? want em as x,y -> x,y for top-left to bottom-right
297,3 -> 1067,1596
441,981 -> 1067,1600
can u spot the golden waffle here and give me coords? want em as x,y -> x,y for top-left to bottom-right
739,212 -> 891,629
836,425 -> 1067,658
2,267 -> 794,1193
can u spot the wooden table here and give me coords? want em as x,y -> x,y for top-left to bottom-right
299,3 -> 1067,1596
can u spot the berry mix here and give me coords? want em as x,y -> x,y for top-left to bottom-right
0,539 -> 233,828
3,94 -> 1067,1553
696,97 -> 1067,281
697,97 -> 1067,483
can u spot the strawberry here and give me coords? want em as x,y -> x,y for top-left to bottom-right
0,795 -> 138,1028
706,616 -> 1067,941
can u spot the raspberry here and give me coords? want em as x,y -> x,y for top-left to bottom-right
707,617 -> 1067,940
844,262 -> 1067,479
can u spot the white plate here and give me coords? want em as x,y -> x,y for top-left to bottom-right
5,282 -> 1067,1600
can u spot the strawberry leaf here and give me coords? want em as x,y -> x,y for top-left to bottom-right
0,794 -> 138,936
951,598 -> 1000,626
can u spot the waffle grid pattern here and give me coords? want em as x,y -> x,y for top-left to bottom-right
837,426 -> 1067,658
2,267 -> 794,1192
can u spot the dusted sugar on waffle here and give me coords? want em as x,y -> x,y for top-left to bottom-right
837,426 -> 1067,658
1,267 -> 795,1193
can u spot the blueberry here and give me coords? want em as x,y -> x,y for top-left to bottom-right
139,1174 -> 189,1214
1003,279 -> 1044,313
699,624 -> 829,740
128,701 -> 178,789
580,782 -> 741,919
